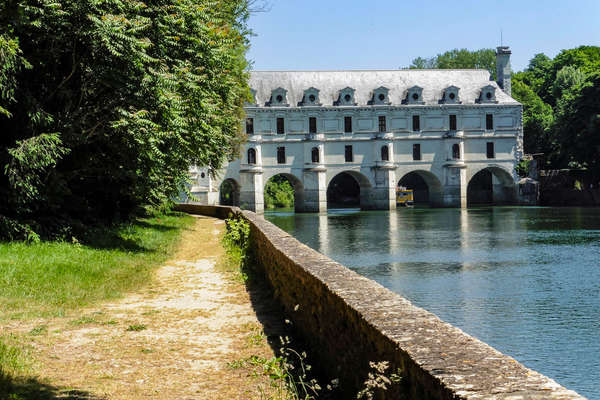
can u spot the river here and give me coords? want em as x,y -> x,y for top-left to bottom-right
264,207 -> 600,399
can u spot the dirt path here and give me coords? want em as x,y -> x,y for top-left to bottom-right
21,216 -> 283,399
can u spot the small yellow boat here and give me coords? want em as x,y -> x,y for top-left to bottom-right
396,186 -> 414,207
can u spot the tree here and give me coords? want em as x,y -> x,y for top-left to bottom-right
552,72 -> 600,174
408,48 -> 496,78
538,46 -> 600,104
0,0 -> 251,240
264,176 -> 295,209
516,53 -> 552,96
551,66 -> 586,100
511,78 -> 554,155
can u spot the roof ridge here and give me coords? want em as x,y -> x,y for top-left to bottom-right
250,69 -> 491,73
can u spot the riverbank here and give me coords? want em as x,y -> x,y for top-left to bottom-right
1,215 -> 286,399
264,206 -> 598,398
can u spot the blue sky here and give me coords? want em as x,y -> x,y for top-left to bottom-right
247,0 -> 600,72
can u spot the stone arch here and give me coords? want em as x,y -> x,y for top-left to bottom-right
327,170 -> 373,210
467,165 -> 516,206
263,172 -> 305,212
397,170 -> 443,206
219,178 -> 240,206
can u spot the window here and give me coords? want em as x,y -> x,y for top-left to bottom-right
309,117 -> 317,134
412,115 -> 420,131
381,145 -> 389,161
277,147 -> 286,164
449,115 -> 457,131
486,142 -> 495,159
246,118 -> 254,135
345,145 -> 353,162
344,116 -> 352,133
486,114 -> 493,130
452,144 -> 460,160
378,116 -> 386,133
311,147 -> 319,163
247,148 -> 256,164
277,117 -> 285,134
344,94 -> 351,102
412,143 -> 421,161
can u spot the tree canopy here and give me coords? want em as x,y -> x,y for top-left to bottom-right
0,0 -> 251,240
408,48 -> 496,79
511,46 -> 600,174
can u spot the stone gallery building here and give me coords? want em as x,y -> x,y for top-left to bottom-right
189,46 -> 523,212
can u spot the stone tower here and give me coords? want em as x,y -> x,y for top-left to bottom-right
496,46 -> 512,96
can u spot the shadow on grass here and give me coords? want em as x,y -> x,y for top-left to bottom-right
80,230 -> 151,253
1,373 -> 102,400
79,213 -> 184,253
132,219 -> 178,232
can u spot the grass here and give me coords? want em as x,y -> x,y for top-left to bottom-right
0,212 -> 194,320
0,212 -> 193,398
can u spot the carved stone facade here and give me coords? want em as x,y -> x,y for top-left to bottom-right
190,47 -> 523,213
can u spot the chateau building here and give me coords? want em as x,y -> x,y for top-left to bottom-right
189,46 -> 523,212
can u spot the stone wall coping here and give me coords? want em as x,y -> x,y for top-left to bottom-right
175,203 -> 583,399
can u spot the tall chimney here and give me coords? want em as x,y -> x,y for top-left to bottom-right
496,46 -> 512,96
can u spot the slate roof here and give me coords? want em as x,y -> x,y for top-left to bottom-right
248,70 -> 519,106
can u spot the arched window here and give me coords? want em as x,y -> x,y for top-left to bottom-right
311,147 -> 319,163
247,148 -> 256,164
381,145 -> 389,161
452,144 -> 460,160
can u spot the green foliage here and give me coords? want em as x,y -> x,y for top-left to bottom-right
513,47 -> 600,176
409,48 -> 496,78
551,66 -> 585,100
0,0 -> 251,239
222,216 -> 251,282
511,78 -> 554,154
552,71 -> 600,175
515,159 -> 531,178
224,216 -> 250,250
265,176 -> 295,209
5,133 -> 69,204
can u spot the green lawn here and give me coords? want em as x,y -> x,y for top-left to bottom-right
0,212 -> 194,320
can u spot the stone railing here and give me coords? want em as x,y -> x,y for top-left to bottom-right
175,203 -> 583,399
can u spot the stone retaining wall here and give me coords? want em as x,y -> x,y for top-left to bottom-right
175,204 -> 583,399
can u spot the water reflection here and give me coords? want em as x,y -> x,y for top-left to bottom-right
264,207 -> 600,399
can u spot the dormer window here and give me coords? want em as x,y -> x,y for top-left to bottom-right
268,87 -> 289,106
404,86 -> 424,104
478,85 -> 498,103
336,87 -> 356,106
371,86 -> 390,105
299,87 -> 321,106
442,86 -> 461,104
